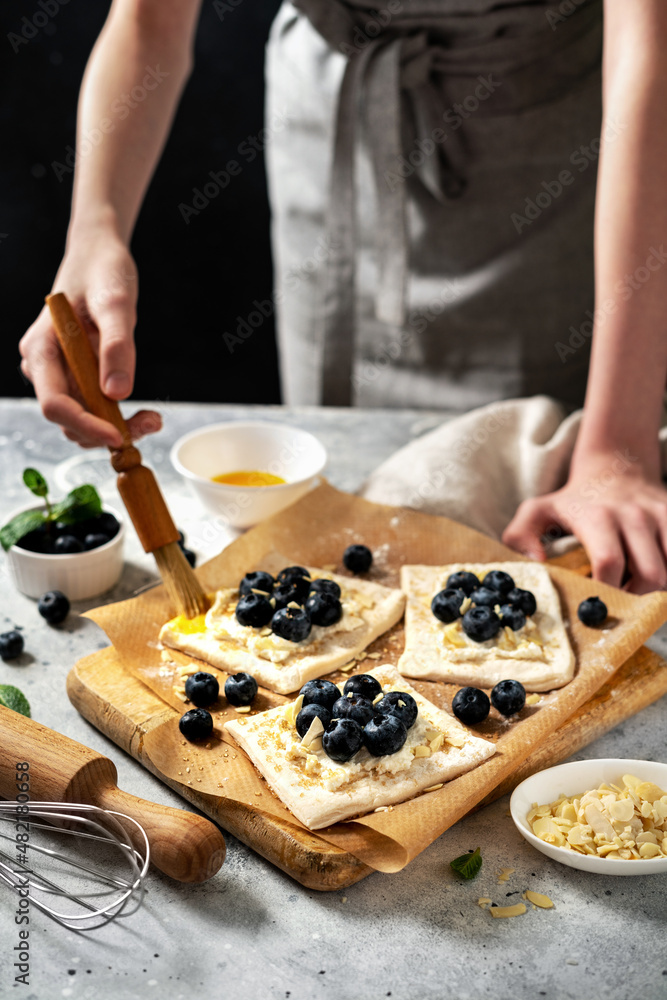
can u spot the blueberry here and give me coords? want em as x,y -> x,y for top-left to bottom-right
309,578 -> 341,600
276,566 -> 310,586
18,524 -> 53,553
96,512 -> 120,539
461,606 -> 500,642
296,703 -> 332,738
343,544 -> 372,574
363,714 -> 408,756
37,590 -> 70,625
179,708 -> 213,741
181,547 -> 196,568
343,673 -> 382,702
273,579 -> 310,609
54,534 -> 84,554
431,587 -> 465,623
305,592 -> 343,627
578,596 -> 608,627
224,672 -> 258,706
375,690 -> 419,729
239,571 -> 275,596
491,679 -> 526,717
332,694 -> 375,727
0,630 -> 24,660
235,592 -> 274,628
483,570 -> 515,596
506,587 -> 537,616
446,571 -> 480,596
499,604 -> 526,631
299,678 -> 340,712
322,718 -> 364,762
452,687 -> 490,725
83,532 -> 109,550
272,607 -> 312,643
469,587 -> 501,608
185,671 -> 220,707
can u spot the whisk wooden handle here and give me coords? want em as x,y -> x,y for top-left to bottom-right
0,708 -> 225,883
46,292 -> 179,553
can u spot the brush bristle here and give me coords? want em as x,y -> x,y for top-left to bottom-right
153,542 -> 209,618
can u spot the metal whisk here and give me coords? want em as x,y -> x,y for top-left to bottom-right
0,801 -> 150,931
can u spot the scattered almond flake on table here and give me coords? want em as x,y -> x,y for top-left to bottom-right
489,903 -> 526,919
477,897 -> 492,908
496,867 -> 515,884
523,890 -> 554,909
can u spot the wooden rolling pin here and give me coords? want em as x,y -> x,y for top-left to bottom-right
0,708 -> 226,883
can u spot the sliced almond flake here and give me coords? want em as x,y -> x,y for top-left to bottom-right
367,652 -> 381,659
374,805 -> 390,813
477,897 -> 492,908
175,692 -> 188,702
414,746 -> 431,758
523,890 -> 553,909
429,734 -> 445,753
525,693 -> 541,706
445,734 -> 466,749
423,783 -> 444,793
372,693 -> 383,704
300,715 -> 325,748
340,662 -> 355,672
259,627 -> 272,637
425,729 -> 441,741
489,903 -> 526,919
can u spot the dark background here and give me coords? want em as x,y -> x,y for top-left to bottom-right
1,0 -> 283,406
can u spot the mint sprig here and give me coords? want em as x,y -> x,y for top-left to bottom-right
0,685 -> 31,718
0,470 -> 103,551
450,847 -> 483,880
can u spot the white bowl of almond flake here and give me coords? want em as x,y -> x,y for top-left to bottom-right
510,759 -> 667,875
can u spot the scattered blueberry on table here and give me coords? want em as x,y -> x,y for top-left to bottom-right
490,679 -> 526,717
37,590 -> 70,625
578,596 -> 608,627
179,708 -> 213,741
224,672 -> 258,707
0,630 -> 24,660
185,671 -> 220,708
452,687 -> 490,725
343,544 -> 373,574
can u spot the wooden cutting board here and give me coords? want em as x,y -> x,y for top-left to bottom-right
67,639 -> 667,891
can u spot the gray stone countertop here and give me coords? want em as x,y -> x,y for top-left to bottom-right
0,398 -> 665,1000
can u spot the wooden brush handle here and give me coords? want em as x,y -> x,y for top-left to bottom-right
46,292 -> 179,553
0,707 -> 226,883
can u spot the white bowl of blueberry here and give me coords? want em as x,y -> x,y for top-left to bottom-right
1,468 -> 125,601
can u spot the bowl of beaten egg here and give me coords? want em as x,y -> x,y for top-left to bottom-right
510,758 -> 667,875
170,421 -> 327,528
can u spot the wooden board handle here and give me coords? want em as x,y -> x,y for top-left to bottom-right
0,707 -> 225,883
46,292 -> 179,552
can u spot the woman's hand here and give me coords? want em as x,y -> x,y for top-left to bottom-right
19,225 -> 161,449
503,453 -> 667,595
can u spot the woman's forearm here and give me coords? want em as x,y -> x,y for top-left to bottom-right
68,0 -> 202,245
573,0 -> 667,479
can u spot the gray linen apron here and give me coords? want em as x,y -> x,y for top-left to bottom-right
265,0 -> 603,411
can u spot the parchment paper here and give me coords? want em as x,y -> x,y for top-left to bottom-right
86,482 -> 667,872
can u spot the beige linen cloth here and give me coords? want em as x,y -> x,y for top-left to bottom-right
360,395 -> 667,554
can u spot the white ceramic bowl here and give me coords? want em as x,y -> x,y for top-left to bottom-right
170,421 -> 327,529
4,503 -> 125,601
510,758 -> 667,876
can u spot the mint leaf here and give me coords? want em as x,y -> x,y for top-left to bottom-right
50,484 -> 102,525
0,685 -> 31,718
23,468 -> 49,499
0,509 -> 46,551
450,847 -> 482,880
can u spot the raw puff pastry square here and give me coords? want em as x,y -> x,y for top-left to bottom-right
224,665 -> 496,830
159,568 -> 405,695
398,562 -> 575,692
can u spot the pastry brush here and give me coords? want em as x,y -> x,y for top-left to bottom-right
46,292 -> 208,618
